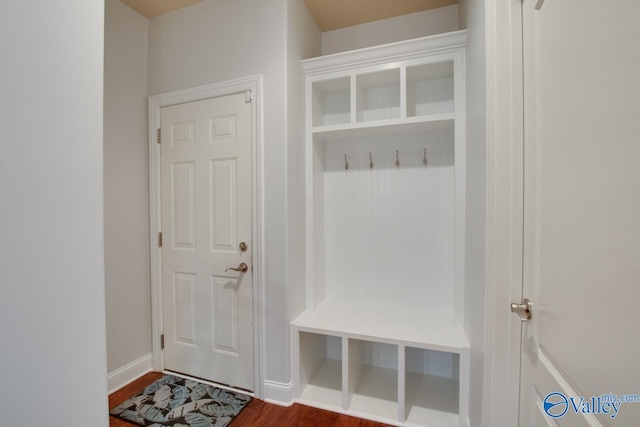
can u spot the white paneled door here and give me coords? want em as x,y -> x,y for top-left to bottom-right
519,0 -> 640,425
161,93 -> 253,391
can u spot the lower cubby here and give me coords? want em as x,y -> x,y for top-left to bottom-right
403,347 -> 460,427
348,340 -> 398,420
298,332 -> 342,408
294,325 -> 468,426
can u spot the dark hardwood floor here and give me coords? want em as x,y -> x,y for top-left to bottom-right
109,372 -> 391,427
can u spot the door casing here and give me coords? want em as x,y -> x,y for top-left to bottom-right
483,0 -> 525,426
148,75 -> 265,398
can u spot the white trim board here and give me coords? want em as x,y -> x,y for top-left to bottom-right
107,353 -> 153,394
303,30 -> 467,75
148,75 -> 265,398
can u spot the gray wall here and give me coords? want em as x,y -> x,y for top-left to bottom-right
459,1 -> 487,426
285,0 -> 321,332
106,2 -> 474,408
0,1 -> 108,424
147,0 -> 320,389
104,0 -> 152,375
321,5 -> 459,55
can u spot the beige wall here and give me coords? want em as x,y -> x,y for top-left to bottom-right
104,0 -> 152,374
321,5 -> 459,55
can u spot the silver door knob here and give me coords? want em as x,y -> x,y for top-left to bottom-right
511,298 -> 532,322
225,263 -> 248,273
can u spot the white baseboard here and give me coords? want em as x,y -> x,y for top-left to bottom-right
107,353 -> 153,394
263,380 -> 293,406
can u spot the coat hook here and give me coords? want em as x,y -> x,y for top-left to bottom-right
369,152 -> 374,169
423,149 -> 428,166
395,150 -> 400,168
344,154 -> 349,171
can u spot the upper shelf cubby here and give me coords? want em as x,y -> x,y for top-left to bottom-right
312,77 -> 351,127
356,68 -> 400,123
304,30 -> 466,136
407,61 -> 454,117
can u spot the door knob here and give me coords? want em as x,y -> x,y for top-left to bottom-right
225,263 -> 248,273
511,298 -> 532,322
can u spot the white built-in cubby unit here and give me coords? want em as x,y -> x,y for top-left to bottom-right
292,31 -> 469,426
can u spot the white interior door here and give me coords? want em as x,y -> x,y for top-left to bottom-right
161,92 -> 254,391
519,0 -> 640,425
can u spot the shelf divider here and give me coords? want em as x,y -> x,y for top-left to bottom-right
400,66 -> 408,119
341,336 -> 349,410
350,74 -> 357,124
398,345 -> 406,423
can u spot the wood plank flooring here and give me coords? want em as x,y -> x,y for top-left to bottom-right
109,372 -> 391,427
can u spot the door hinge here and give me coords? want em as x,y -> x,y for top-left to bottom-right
160,334 -> 165,350
157,128 -> 161,144
158,232 -> 162,248
245,90 -> 252,103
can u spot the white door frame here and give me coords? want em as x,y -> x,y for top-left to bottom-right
148,75 -> 265,398
483,0 -> 525,426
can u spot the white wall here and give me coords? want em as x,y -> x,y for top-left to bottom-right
321,5 -> 459,55
285,0 -> 321,328
148,0 -> 297,394
0,1 -> 108,425
458,1 -> 487,426
104,0 -> 152,377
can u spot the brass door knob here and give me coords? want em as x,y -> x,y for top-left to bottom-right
225,263 -> 248,273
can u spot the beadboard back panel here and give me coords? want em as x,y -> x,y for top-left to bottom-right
321,133 -> 454,311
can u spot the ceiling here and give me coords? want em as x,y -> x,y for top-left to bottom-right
120,0 -> 457,30
303,0 -> 457,31
120,0 -> 206,19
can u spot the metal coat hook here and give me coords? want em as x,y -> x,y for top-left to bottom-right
423,149 -> 428,167
395,151 -> 400,168
369,153 -> 374,169
344,154 -> 349,171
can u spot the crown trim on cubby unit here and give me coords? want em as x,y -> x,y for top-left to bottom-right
303,30 -> 467,75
